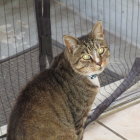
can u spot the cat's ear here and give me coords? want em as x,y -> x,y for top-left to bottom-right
63,35 -> 79,53
91,21 -> 104,39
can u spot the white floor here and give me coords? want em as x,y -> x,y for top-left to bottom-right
84,102 -> 140,140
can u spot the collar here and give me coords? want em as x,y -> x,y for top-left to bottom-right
89,74 -> 98,79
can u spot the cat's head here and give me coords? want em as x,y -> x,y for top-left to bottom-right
63,21 -> 110,76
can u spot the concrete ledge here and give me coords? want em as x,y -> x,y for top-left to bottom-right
0,125 -> 7,138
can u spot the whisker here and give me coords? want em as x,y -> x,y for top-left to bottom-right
109,61 -> 121,64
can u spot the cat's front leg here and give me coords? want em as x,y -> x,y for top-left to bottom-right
76,127 -> 84,140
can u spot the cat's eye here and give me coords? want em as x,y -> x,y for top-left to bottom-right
82,54 -> 91,60
98,48 -> 104,55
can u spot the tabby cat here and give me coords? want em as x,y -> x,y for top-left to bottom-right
7,21 -> 110,140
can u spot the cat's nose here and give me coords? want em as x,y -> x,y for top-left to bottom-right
96,61 -> 102,69
96,61 -> 102,66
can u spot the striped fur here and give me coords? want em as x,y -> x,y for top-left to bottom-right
7,21 -> 109,140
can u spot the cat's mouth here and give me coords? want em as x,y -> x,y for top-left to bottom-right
93,65 -> 105,73
86,67 -> 104,77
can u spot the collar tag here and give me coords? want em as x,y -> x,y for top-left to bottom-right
89,74 -> 97,79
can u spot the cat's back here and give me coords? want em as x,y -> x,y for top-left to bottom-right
15,69 -> 61,108
7,69 -> 75,140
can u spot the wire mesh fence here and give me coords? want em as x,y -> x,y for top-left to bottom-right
0,0 -> 40,136
0,0 -> 140,137
50,0 -> 140,113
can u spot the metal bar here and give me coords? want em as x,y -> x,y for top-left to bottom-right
34,0 -> 53,72
0,39 -> 64,65
0,45 -> 38,64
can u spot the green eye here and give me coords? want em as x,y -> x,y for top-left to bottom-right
98,48 -> 104,54
82,54 -> 91,60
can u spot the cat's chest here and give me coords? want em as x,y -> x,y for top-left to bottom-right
88,76 -> 100,87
